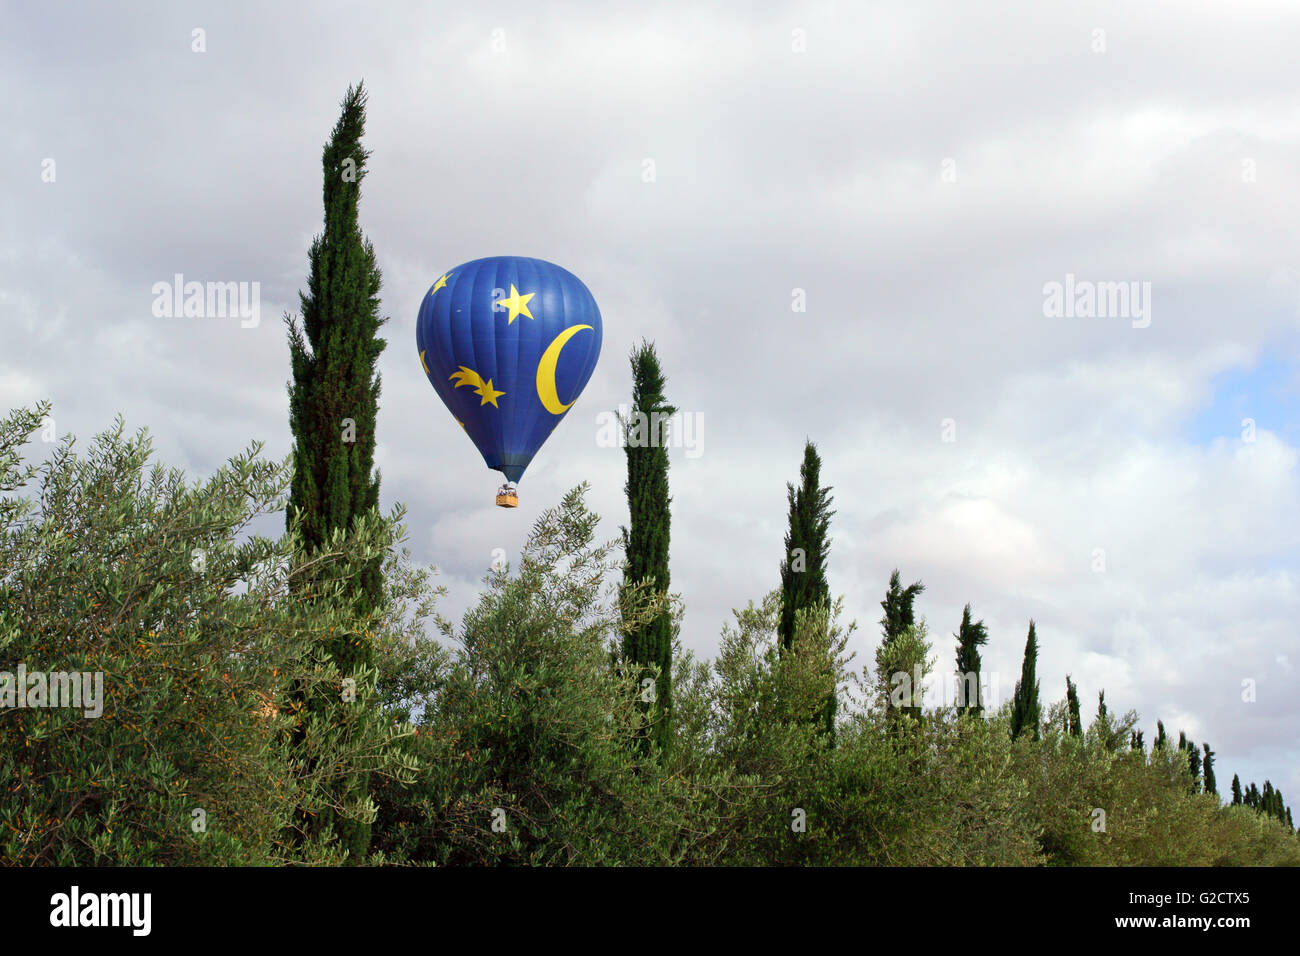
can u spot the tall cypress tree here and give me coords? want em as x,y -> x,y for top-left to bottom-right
953,603 -> 988,716
1231,774 -> 1242,805
778,441 -> 835,736
285,82 -> 387,859
620,341 -> 675,753
779,441 -> 833,650
1008,620 -> 1041,741
1065,675 -> 1082,737
1201,742 -> 1217,797
1154,720 -> 1167,751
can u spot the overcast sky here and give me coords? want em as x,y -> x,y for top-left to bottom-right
2,0 -> 1297,798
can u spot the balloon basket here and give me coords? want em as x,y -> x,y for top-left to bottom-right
496,486 -> 519,508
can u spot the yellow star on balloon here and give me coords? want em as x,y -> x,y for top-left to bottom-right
498,284 -> 535,324
450,365 -> 506,407
430,272 -> 451,295
476,379 -> 505,407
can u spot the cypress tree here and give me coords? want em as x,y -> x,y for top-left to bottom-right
878,569 -> 925,725
1097,690 -> 1108,723
1201,742 -> 1216,797
1130,729 -> 1144,752
778,440 -> 835,736
779,441 -> 833,650
1262,781 -> 1277,820
1065,675 -> 1082,737
1231,774 -> 1242,806
880,569 -> 924,647
287,82 -> 386,599
953,603 -> 988,716
285,82 -> 387,860
1154,720 -> 1167,751
1187,739 -> 1202,793
620,341 -> 676,753
1008,620 -> 1041,741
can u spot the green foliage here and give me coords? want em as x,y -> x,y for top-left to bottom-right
285,81 -> 388,858
678,594 -> 1035,865
879,570 -> 924,646
286,80 -> 386,594
1065,676 -> 1082,738
953,604 -> 988,716
878,571 -> 926,725
1233,776 -> 1295,831
1009,621 -> 1041,742
1201,742 -> 1216,798
1015,698 -> 1300,866
874,621 -> 933,724
1185,737 -> 1202,793
779,442 -> 834,653
5,405 -> 1295,868
371,487 -> 700,865
778,441 -> 836,737
0,408 -> 416,865
619,340 -> 676,753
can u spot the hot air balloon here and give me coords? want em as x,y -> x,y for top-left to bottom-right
416,256 -> 603,508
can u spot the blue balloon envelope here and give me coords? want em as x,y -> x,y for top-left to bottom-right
416,256 -> 603,486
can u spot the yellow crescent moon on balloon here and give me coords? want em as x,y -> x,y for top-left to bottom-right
536,324 -> 593,415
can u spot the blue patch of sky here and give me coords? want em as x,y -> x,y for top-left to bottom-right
1185,342 -> 1300,448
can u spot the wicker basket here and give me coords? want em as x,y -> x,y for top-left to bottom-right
496,490 -> 519,508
